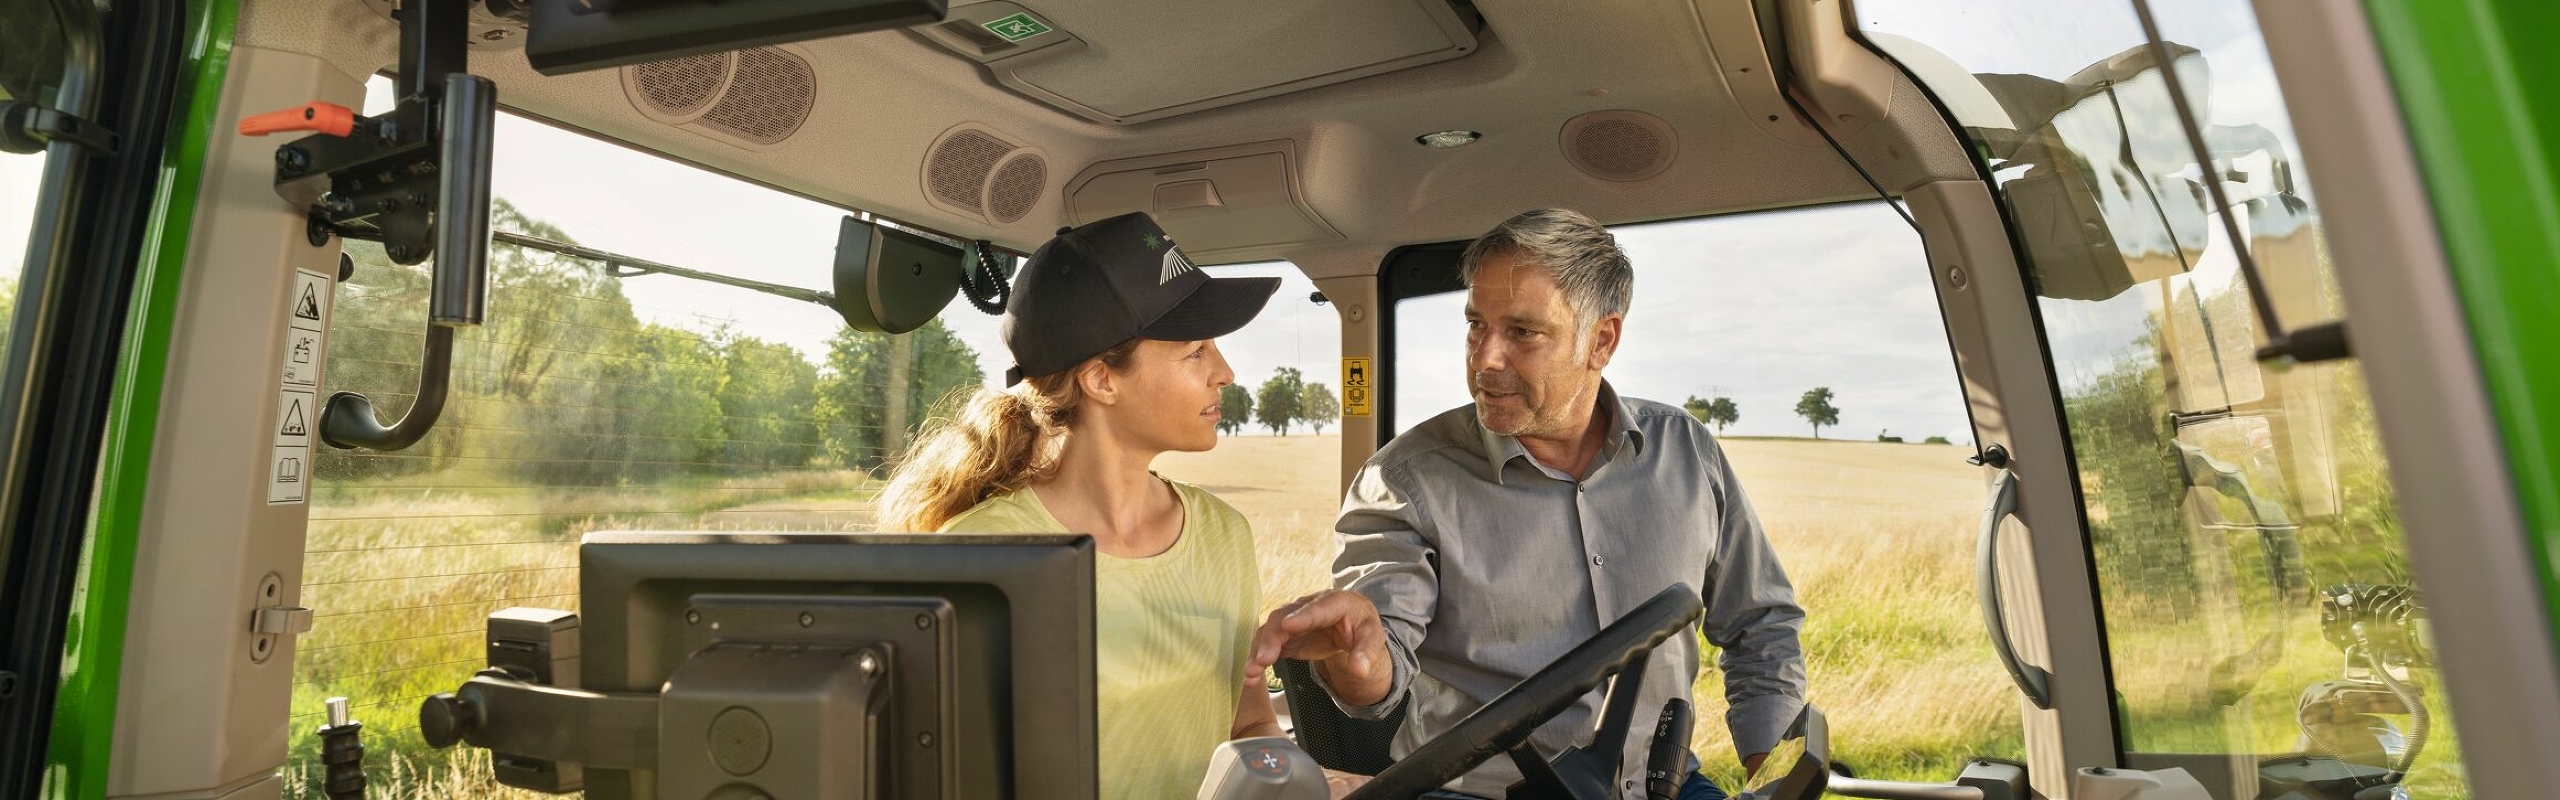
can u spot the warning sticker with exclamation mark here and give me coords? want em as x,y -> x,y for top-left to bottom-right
270,267 -> 330,505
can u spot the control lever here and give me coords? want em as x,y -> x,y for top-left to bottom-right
1646,699 -> 1694,800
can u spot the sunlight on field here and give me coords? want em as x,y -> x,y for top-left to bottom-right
1697,439 -> 2023,786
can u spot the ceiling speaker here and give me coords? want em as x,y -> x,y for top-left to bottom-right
985,151 -> 1048,224
924,125 -> 1047,225
623,46 -> 816,150
1560,110 -> 1677,182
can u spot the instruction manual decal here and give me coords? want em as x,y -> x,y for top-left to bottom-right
270,267 -> 331,505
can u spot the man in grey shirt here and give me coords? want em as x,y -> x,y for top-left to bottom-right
1247,209 -> 1806,800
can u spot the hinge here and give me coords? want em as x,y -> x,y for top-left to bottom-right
0,101 -> 121,156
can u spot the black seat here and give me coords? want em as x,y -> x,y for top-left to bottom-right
1278,658 -> 1408,776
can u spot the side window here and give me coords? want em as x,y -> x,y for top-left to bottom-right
295,81 -> 1006,794
0,152 -> 34,352
1863,2 -> 2465,796
1150,263 -> 1344,615
1390,203 -> 2017,787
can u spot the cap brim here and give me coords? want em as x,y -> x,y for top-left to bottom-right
1135,276 -> 1282,342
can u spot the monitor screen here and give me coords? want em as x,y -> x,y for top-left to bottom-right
576,531 -> 1095,800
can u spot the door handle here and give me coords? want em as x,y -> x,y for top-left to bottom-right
1976,446 -> 2054,710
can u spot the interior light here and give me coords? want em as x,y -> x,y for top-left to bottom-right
1416,130 -> 1482,149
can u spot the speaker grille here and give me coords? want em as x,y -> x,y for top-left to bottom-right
1561,110 -> 1676,182
698,47 -> 816,145
629,53 -> 731,118
926,129 -> 1017,214
986,153 -> 1047,224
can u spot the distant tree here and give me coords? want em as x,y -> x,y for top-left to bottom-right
1300,382 -> 1340,435
1219,384 -> 1254,436
1795,387 -> 1840,439
1255,368 -> 1305,436
1924,435 -> 1953,445
1707,397 -> 1738,433
1685,395 -> 1740,433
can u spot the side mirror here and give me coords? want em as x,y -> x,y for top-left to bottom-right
831,216 -> 967,334
1740,705 -> 1830,800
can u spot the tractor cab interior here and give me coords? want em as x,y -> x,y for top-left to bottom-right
5,0 -> 2531,799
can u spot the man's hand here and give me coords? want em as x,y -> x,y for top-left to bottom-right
1246,590 -> 1395,708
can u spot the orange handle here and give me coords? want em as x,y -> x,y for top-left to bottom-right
240,102 -> 356,137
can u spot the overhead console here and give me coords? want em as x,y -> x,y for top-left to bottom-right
1064,141 -> 1343,263
916,0 -> 1482,124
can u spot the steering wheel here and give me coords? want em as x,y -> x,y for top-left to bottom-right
1341,584 -> 1707,800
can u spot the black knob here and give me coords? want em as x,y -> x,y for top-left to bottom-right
418,692 -> 479,749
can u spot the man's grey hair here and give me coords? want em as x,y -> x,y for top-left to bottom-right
1459,208 -> 1634,335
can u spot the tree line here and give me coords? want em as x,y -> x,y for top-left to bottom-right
317,199 -> 986,487
1220,367 -> 1341,436
1681,386 -> 1943,443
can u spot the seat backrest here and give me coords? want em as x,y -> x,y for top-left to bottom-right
1277,658 -> 1408,776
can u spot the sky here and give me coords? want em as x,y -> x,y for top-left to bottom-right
0,0 -> 2313,446
1391,203 -> 1974,443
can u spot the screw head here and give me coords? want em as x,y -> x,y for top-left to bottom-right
686,610 -> 702,625
917,732 -> 935,748
915,614 -> 934,629
799,612 -> 815,628
859,653 -> 881,678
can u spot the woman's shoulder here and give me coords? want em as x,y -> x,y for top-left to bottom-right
1160,478 -> 1249,530
934,489 -> 1057,533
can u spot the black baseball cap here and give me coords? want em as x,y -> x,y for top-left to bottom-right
1002,212 -> 1281,385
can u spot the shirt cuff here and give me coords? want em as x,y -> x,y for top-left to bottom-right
1320,628 -> 1416,720
1727,693 -> 1807,761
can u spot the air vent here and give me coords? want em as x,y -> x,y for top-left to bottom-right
985,152 -> 1048,224
622,46 -> 816,150
1559,110 -> 1677,182
923,125 -> 1047,224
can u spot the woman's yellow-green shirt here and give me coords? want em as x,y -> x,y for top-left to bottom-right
939,478 -> 1259,800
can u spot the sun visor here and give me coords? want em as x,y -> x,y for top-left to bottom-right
1064,141 -> 1342,264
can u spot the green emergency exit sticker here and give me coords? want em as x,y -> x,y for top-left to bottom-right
983,13 -> 1052,42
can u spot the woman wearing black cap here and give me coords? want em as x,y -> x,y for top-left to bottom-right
877,213 -> 1347,799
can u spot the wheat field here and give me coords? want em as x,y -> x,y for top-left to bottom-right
288,435 -> 2466,797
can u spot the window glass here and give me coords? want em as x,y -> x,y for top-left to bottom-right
293,78 -> 1340,797
1859,2 -> 2463,797
1150,261 -> 1344,616
0,0 -> 62,401
1391,203 -> 2014,786
0,153 -> 36,353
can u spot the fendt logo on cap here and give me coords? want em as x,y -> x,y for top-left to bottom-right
1158,240 -> 1197,285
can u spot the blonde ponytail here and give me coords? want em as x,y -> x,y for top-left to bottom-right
874,341 -> 1136,532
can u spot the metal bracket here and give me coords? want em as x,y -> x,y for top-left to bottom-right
248,572 -> 310,664
0,101 -> 121,156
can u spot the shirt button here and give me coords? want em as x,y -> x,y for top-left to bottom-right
1591,554 -> 1606,567
1625,780 -> 1638,792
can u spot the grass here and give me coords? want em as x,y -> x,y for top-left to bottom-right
290,436 -> 2470,799
287,467 -> 879,798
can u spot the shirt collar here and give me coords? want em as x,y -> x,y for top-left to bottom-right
1479,381 -> 1646,484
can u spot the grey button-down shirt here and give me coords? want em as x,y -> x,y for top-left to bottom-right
1322,384 -> 1806,799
